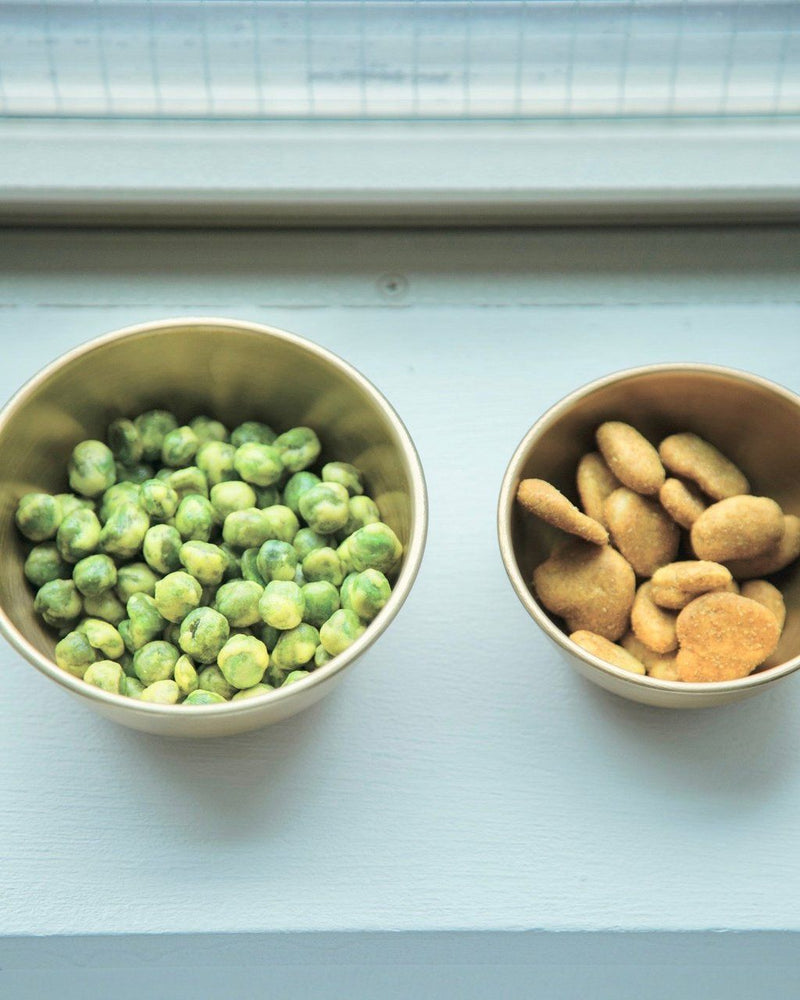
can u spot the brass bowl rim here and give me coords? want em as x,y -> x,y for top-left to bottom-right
0,316 -> 428,716
497,361 -> 800,696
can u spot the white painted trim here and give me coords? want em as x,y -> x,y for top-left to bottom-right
1,118 -> 799,224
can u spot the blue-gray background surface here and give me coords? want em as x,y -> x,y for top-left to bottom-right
1,226 -> 799,995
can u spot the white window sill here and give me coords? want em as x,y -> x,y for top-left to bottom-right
2,117 -> 799,225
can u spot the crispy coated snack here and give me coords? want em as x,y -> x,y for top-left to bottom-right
691,496 -> 784,562
603,487 -> 681,577
649,585 -> 696,610
596,421 -> 665,496
630,581 -> 679,653
651,579 -> 738,610
516,478 -> 608,545
659,432 -> 750,500
659,478 -> 708,529
621,632 -> 680,680
651,560 -> 733,595
576,452 -> 620,527
533,539 -> 635,641
570,630 -> 646,675
741,579 -> 786,631
725,515 -> 800,580
675,592 -> 780,682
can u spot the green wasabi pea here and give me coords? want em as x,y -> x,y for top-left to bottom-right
282,670 -> 310,687
56,507 -> 102,563
301,547 -> 343,586
222,508 -> 270,549
293,565 -> 306,587
314,644 -> 334,668
140,679 -> 180,704
233,442 -> 283,487
55,494 -> 95,517
184,688 -> 227,705
73,553 -> 118,598
255,486 -> 281,508
139,479 -> 179,521
119,651 -> 136,677
107,417 -> 144,466
343,569 -> 391,622
230,420 -> 276,448
134,409 -> 179,462
217,634 -> 269,689
161,425 -> 199,469
196,441 -> 239,486
99,503 -> 150,560
265,661 -> 287,687
133,640 -> 180,684
339,571 -> 357,609
292,527 -> 329,562
301,581 -> 340,629
121,675 -> 145,699
167,466 -> 209,500
210,481 -> 257,522
253,622 -> 280,652
196,665 -> 236,700
231,683 -> 272,700
319,608 -> 366,656
322,461 -> 364,496
282,471 -> 321,516
274,426 -> 321,473
124,593 -> 167,650
219,543 -> 242,580
271,623 -> 319,671
240,547 -> 267,585
347,522 -> 403,574
115,562 -> 159,602
175,494 -> 215,542
68,440 -> 116,498
179,540 -> 227,586
99,481 -> 141,522
16,492 -> 62,541
179,606 -> 230,663
190,415 -> 229,445
78,618 -> 125,659
83,659 -> 124,694
24,543 -> 71,588
258,580 -> 304,630
143,523 -> 183,574
174,654 -> 199,695
163,622 -> 182,646
83,589 -> 126,626
55,630 -> 96,678
115,462 -> 155,484
336,496 -> 381,541
298,482 -> 350,535
154,571 -> 203,623
256,539 -> 298,582
34,579 -> 82,628
214,579 -> 263,627
262,505 -> 300,543
336,537 -> 356,575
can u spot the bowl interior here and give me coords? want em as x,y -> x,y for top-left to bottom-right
508,367 -> 800,676
0,320 -> 420,669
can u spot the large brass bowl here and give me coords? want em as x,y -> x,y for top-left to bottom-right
498,364 -> 800,708
0,317 -> 427,736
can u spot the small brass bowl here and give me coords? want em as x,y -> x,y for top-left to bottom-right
498,363 -> 800,709
0,317 -> 427,736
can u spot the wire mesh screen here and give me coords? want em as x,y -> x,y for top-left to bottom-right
1,1 -> 799,119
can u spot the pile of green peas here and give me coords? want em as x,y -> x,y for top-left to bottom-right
15,411 -> 403,705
